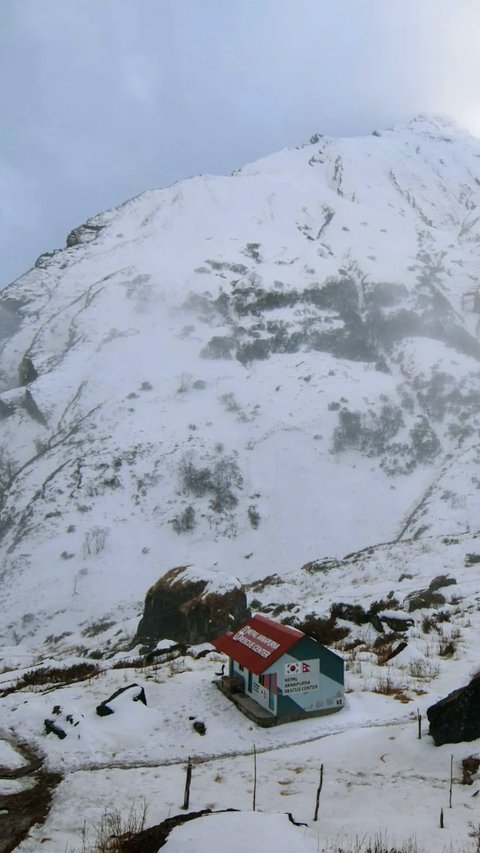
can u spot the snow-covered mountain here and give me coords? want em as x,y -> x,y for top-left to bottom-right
2,114 -> 480,647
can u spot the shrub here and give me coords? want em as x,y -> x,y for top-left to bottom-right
83,527 -> 109,557
1,663 -> 99,697
298,614 -> 350,645
179,452 -> 243,515
82,619 -> 116,638
242,242 -> 263,262
331,404 -> 403,457
236,338 -> 272,364
408,658 -> 440,680
78,799 -> 147,852
330,602 -> 368,625
200,336 -> 235,359
171,505 -> 196,533
438,637 -> 457,657
409,416 -> 441,463
373,671 -> 407,698
421,615 -> 435,634
323,834 -> 423,852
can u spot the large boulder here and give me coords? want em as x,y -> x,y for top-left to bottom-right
427,674 -> 480,746
136,565 -> 250,645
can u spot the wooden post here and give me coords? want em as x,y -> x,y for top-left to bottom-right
182,756 -> 192,810
449,754 -> 453,808
440,807 -> 444,828
417,710 -> 422,740
252,743 -> 257,811
313,764 -> 324,822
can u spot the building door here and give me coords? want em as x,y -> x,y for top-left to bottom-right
247,670 -> 253,693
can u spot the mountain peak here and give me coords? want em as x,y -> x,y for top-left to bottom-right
2,113 -> 480,646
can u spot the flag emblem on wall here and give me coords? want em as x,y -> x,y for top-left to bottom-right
285,661 -> 311,675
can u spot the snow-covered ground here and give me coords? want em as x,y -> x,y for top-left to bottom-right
1,523 -> 479,851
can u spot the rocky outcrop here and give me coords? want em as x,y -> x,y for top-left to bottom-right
427,674 -> 480,745
66,221 -> 104,248
136,565 -> 250,646
18,356 -> 38,386
378,613 -> 414,632
404,575 -> 456,612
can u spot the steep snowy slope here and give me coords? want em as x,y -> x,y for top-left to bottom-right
1,114 -> 480,646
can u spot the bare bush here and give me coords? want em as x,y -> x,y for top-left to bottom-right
1,663 -> 99,697
296,613 -> 350,646
179,452 -> 243,514
373,669 -> 407,698
83,527 -> 109,557
171,505 -> 196,533
408,657 -> 440,680
76,799 -> 147,852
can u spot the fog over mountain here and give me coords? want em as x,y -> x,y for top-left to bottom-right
1,115 -> 480,647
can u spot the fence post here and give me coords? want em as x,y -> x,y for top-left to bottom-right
252,744 -> 257,811
417,709 -> 422,740
449,754 -> 453,808
313,764 -> 324,822
182,756 -> 192,810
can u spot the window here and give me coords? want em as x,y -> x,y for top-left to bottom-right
239,663 -> 244,671
259,675 -> 265,687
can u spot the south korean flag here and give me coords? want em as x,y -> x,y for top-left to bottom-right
285,661 -> 300,674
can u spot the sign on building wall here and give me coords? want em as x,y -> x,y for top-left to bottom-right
283,659 -> 320,694
233,625 -> 280,659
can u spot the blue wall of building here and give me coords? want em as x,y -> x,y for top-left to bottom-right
228,636 -> 344,720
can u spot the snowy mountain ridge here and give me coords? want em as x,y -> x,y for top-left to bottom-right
1,114 -> 480,647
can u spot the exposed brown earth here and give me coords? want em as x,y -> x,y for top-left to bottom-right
0,737 -> 61,853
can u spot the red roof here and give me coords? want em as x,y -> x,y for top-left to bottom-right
212,614 -> 304,675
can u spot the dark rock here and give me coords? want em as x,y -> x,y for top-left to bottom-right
429,574 -> 457,592
330,602 -> 368,625
404,588 -> 446,612
19,356 -> 38,386
96,683 -> 147,717
44,719 -> 66,739
195,648 -> 213,660
136,565 -> 250,645
193,720 -> 206,735
427,675 -> 480,746
369,613 -> 384,633
379,614 -> 414,632
35,249 -> 60,269
66,221 -> 104,248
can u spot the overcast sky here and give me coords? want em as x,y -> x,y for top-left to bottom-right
2,0 -> 480,288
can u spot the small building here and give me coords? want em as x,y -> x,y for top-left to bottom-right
212,614 -> 344,726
